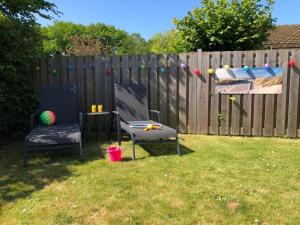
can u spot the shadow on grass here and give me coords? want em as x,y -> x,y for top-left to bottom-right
141,142 -> 194,157
0,133 -> 193,208
118,133 -> 194,159
0,135 -> 113,210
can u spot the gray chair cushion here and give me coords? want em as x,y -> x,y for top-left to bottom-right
25,124 -> 81,146
121,121 -> 177,140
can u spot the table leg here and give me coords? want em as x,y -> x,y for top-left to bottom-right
96,116 -> 98,139
109,114 -> 113,138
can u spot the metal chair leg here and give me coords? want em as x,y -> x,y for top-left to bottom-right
117,117 -> 121,146
131,135 -> 136,160
176,137 -> 181,156
79,139 -> 83,162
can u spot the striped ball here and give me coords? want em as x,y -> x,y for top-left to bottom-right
40,111 -> 56,126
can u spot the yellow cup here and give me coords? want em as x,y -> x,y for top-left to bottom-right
98,104 -> 103,112
91,105 -> 96,113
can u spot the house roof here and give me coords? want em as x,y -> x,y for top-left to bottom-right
265,25 -> 300,49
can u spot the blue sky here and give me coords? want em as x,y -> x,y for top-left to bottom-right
37,0 -> 300,40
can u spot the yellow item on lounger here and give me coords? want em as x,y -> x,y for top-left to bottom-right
144,124 -> 161,131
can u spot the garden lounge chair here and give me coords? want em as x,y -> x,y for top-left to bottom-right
23,85 -> 83,165
113,84 -> 180,160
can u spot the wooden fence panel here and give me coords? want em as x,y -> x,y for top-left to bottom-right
31,48 -> 299,138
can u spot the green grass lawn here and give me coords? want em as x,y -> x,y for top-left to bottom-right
0,134 -> 299,225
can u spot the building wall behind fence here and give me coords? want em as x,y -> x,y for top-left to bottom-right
31,49 -> 300,138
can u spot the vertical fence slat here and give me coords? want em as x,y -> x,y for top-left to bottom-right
231,51 -> 242,135
220,51 -> 231,135
32,59 -> 40,93
276,49 -> 289,136
210,51 -> 220,134
40,57 -> 48,87
253,50 -> 265,136
104,56 -> 112,112
149,54 -> 158,110
287,49 -> 300,137
122,55 -> 129,84
188,52 -> 198,133
264,50 -> 277,136
67,57 -> 76,85
168,54 -> 178,129
242,51 -> 254,136
76,56 -> 85,114
111,56 -> 119,111
131,55 -> 139,84
199,51 -> 209,134
159,54 -> 168,125
95,56 -> 105,108
178,53 -> 188,133
140,55 -> 148,88
112,56 -> 121,85
60,57 -> 68,85
47,57 -> 55,85
85,56 -> 95,114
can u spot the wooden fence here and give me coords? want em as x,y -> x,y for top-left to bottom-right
31,48 -> 300,137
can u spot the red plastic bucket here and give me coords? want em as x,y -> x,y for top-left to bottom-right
107,146 -> 122,162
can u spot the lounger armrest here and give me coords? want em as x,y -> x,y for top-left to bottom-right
29,110 -> 39,130
150,110 -> 161,123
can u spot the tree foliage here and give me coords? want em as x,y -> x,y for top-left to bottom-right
148,30 -> 185,54
41,21 -> 150,56
174,0 -> 276,51
65,35 -> 114,56
0,0 -> 59,141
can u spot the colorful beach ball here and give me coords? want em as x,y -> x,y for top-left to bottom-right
40,111 -> 56,126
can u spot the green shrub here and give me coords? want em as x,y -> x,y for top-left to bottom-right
0,0 -> 59,142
